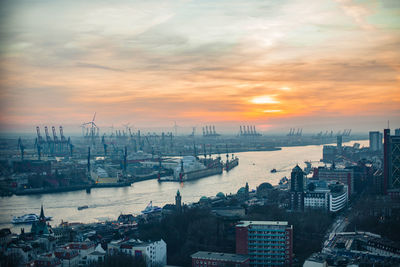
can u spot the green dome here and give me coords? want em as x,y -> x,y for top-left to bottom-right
216,192 -> 225,198
200,196 -> 208,202
237,187 -> 246,194
258,182 -> 273,191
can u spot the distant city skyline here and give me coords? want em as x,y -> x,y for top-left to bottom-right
1,0 -> 399,133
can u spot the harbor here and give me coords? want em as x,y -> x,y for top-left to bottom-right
0,140 -> 368,232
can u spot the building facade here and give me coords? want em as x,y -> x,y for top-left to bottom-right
108,239 -> 167,267
290,165 -> 304,211
384,129 -> 400,197
304,184 -> 348,213
236,221 -> 293,266
317,168 -> 353,196
191,251 -> 250,267
369,131 -> 383,152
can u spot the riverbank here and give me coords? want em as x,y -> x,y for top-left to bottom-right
0,140 -> 369,232
14,182 -> 132,196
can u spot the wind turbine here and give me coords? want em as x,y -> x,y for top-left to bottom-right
81,112 -> 99,140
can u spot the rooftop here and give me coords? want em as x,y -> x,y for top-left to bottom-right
191,251 -> 249,262
237,220 -> 288,227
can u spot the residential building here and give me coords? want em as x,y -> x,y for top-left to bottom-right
384,128 -> 400,197
35,256 -> 62,267
0,228 -> 12,248
290,165 -> 304,211
369,131 -> 383,152
317,167 -> 354,196
191,251 -> 250,267
108,239 -> 167,267
236,221 -> 293,266
319,231 -> 400,265
54,249 -> 80,267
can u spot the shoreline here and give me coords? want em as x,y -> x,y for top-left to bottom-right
1,138 -> 367,197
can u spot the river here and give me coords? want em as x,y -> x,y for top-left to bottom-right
0,140 -> 368,232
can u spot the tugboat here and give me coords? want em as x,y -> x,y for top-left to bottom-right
270,168 -> 277,173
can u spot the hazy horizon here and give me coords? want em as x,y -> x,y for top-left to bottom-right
1,0 -> 399,133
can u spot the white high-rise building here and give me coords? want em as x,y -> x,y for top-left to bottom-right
369,131 -> 383,151
108,239 -> 167,267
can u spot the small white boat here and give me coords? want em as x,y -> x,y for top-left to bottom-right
12,214 -> 52,224
141,201 -> 162,214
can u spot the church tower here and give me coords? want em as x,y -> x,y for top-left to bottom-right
175,190 -> 182,212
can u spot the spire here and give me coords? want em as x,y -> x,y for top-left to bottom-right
39,205 -> 45,221
177,189 -> 180,196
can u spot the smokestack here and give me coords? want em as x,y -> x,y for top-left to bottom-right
247,125 -> 250,135
240,126 -> 242,135
213,125 -> 216,135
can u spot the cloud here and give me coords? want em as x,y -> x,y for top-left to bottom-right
334,0 -> 375,30
0,0 -> 399,131
76,62 -> 124,72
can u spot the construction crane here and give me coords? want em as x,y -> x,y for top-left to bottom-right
34,138 -> 42,160
36,126 -> 44,144
44,126 -> 53,154
59,126 -> 67,152
52,126 -> 59,152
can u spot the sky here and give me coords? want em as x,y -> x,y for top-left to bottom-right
0,0 -> 399,134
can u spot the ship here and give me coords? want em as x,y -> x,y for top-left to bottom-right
225,155 -> 239,171
172,156 -> 223,182
141,201 -> 162,214
270,168 -> 277,173
127,151 -> 158,163
77,205 -> 89,210
12,214 -> 52,224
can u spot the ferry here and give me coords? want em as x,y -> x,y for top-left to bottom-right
141,201 -> 162,214
12,214 -> 52,224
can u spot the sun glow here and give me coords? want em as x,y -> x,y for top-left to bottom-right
251,95 -> 279,104
263,110 -> 282,113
